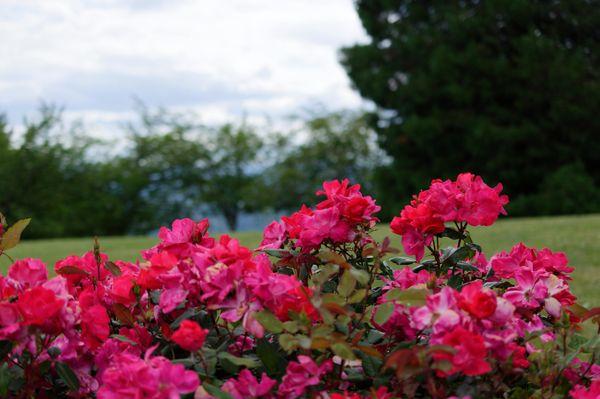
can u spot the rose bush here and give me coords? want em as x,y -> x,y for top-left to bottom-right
0,173 -> 598,398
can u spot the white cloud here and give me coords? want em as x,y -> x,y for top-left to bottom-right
0,0 -> 368,139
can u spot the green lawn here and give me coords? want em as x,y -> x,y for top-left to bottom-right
1,214 -> 598,306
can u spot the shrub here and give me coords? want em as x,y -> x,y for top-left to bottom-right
0,174 -> 598,398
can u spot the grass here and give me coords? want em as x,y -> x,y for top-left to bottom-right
1,214 -> 598,306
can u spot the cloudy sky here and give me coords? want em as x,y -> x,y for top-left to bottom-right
0,0 -> 368,138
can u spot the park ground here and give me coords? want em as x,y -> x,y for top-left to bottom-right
1,214 -> 598,306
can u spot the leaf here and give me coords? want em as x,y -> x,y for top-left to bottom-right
439,227 -> 464,240
105,261 -> 122,276
0,213 -> 5,226
0,341 -> 12,360
331,342 -> 356,360
110,334 -> 137,346
373,302 -> 394,325
348,288 -> 367,304
311,263 -> 339,286
386,288 -> 428,307
349,267 -> 370,285
169,307 -> 199,329
582,307 -> 600,322
56,266 -> 89,276
448,274 -> 463,289
338,270 -> 356,297
0,218 -> 31,250
113,303 -> 135,326
218,352 -> 260,368
389,256 -> 416,265
441,246 -> 474,265
203,383 -> 235,399
279,334 -> 298,352
455,261 -> 480,272
55,362 -> 80,391
254,310 -> 284,333
262,249 -> 290,258
356,350 -> 382,376
256,339 -> 286,376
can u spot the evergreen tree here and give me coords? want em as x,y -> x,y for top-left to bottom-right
341,0 -> 600,217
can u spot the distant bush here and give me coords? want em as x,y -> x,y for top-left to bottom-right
510,162 -> 600,216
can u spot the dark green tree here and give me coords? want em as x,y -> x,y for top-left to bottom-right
201,122 -> 267,231
267,109 -> 385,210
341,0 -> 600,218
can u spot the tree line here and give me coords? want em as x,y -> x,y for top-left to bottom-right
0,105 -> 382,238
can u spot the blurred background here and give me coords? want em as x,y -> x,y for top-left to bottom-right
1,0 -> 598,239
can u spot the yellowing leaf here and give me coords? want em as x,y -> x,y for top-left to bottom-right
0,218 -> 31,250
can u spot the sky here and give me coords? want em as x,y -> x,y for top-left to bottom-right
0,0 -> 369,139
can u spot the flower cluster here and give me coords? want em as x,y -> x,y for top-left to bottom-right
390,173 -> 508,260
0,175 -> 597,399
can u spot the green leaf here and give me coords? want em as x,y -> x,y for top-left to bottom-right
110,334 -> 137,345
256,339 -> 286,376
455,261 -> 480,272
262,249 -> 289,258
331,342 -> 356,360
55,362 -> 80,391
338,270 -> 356,297
373,302 -> 394,325
312,263 -> 339,286
105,261 -> 122,276
0,341 -> 13,360
389,256 -> 416,265
0,218 -> 30,250
203,383 -> 235,399
349,267 -> 370,285
386,288 -> 428,307
47,347 -> 61,359
441,246 -> 473,264
348,288 -> 367,304
356,350 -> 382,377
254,310 -> 284,333
217,352 -> 260,368
279,333 -> 299,352
448,274 -> 463,289
169,307 -> 199,329
439,227 -> 465,240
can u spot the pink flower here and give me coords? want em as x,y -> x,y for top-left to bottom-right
391,225 -> 432,262
458,280 -> 497,319
81,304 -> 110,350
278,355 -> 333,398
297,207 -> 353,249
434,326 -> 491,376
110,276 -> 136,306
454,173 -> 508,226
159,287 -> 188,314
222,369 -> 277,399
503,267 -> 548,309
158,218 -> 211,246
171,320 -> 208,352
0,302 -> 21,339
258,220 -> 287,250
569,380 -> 600,399
97,349 -> 199,399
8,258 -> 47,288
17,286 -> 65,328
412,287 -> 461,335
384,267 -> 431,291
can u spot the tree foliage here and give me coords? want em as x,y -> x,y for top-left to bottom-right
341,0 -> 600,218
